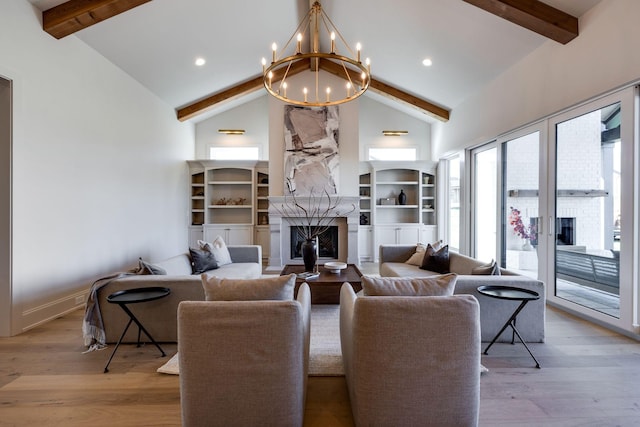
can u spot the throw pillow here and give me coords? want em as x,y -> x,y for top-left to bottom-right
420,244 -> 450,273
405,240 -> 444,265
472,259 -> 502,276
202,273 -> 297,301
137,258 -> 167,275
361,274 -> 457,296
198,236 -> 232,267
189,248 -> 219,274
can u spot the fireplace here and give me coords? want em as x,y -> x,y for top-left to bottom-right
556,217 -> 576,245
290,226 -> 339,260
267,195 -> 360,270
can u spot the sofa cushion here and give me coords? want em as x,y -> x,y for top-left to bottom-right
202,273 -> 297,301
405,240 -> 443,266
154,254 -> 193,276
199,237 -> 232,267
137,258 -> 167,275
362,274 -> 457,296
189,248 -> 219,274
420,244 -> 450,273
472,259 -> 501,276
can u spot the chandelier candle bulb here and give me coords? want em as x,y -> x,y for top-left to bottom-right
366,57 -> 371,72
356,43 -> 361,62
261,57 -> 266,72
346,82 -> 352,97
296,33 -> 302,54
282,82 -> 287,98
326,87 -> 331,102
330,32 -> 336,53
268,71 -> 273,88
271,43 -> 277,62
303,87 -> 308,102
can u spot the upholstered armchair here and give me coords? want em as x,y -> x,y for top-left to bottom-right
178,279 -> 311,427
340,280 -> 481,427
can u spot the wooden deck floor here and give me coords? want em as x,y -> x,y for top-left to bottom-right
0,305 -> 639,426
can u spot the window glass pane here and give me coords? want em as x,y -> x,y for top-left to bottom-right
368,148 -> 416,161
555,102 -> 620,318
474,147 -> 497,263
448,157 -> 460,251
210,146 -> 259,160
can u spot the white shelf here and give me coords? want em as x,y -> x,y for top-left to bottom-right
208,205 -> 252,208
377,181 -> 419,185
377,205 -> 419,208
208,181 -> 252,185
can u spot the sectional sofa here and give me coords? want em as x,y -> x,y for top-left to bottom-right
379,244 -> 546,342
93,245 -> 262,343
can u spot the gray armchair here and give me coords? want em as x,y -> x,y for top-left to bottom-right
178,283 -> 311,427
340,283 -> 481,426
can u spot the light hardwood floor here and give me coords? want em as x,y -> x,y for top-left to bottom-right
1,304 -> 639,426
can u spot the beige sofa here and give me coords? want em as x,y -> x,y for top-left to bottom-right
379,244 -> 545,343
178,283 -> 311,427
95,245 -> 262,343
340,283 -> 481,426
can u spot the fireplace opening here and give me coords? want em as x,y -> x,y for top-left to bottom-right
290,226 -> 339,259
529,217 -> 575,246
556,217 -> 576,245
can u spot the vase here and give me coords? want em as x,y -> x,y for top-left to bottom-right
398,189 -> 407,205
301,238 -> 317,272
522,239 -> 533,251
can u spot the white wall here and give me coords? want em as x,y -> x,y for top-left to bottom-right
1,0 -> 194,335
359,96 -> 431,161
433,0 -> 640,158
194,95 -> 269,159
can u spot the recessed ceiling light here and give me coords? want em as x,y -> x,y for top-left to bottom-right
195,57 -> 206,67
422,58 -> 433,67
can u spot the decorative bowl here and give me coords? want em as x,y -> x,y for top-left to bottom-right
324,262 -> 347,273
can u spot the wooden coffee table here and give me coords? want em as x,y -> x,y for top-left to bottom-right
280,264 -> 363,304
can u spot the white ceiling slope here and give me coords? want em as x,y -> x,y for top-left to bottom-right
29,0 -> 601,123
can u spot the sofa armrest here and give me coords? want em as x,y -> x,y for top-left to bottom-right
228,245 -> 262,264
379,245 -> 416,264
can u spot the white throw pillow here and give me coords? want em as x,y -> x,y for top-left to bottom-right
198,236 -> 232,267
405,240 -> 443,266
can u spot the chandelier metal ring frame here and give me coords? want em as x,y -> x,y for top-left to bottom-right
262,1 -> 371,107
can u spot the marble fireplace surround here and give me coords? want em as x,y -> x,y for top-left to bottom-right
267,196 -> 360,271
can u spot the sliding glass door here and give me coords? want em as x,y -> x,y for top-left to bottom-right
548,91 -> 634,322
471,144 -> 498,263
501,127 -> 543,279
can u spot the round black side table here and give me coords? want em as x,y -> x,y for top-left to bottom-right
103,286 -> 171,373
477,285 -> 541,368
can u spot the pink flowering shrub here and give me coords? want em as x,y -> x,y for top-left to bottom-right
508,207 -> 536,241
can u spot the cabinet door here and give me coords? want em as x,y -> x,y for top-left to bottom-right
421,225 -> 437,245
254,226 -> 270,259
396,226 -> 421,245
203,225 -> 227,243
358,226 -> 373,261
227,226 -> 253,245
189,226 -> 203,248
375,226 -> 398,246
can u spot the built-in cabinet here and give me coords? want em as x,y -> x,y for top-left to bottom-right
187,161 -> 269,252
188,160 -> 436,264
358,161 -> 437,262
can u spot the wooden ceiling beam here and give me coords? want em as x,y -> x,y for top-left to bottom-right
462,0 -> 578,44
177,59 -> 311,122
43,0 -> 151,39
318,59 -> 450,122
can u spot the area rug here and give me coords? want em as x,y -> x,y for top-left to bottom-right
157,304 -> 343,376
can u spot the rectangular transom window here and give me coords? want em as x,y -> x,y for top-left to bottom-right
368,147 -> 417,161
210,146 -> 259,160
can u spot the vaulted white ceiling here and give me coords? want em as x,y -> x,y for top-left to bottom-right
29,0 -> 601,122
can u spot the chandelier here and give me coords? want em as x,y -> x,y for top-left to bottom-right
262,1 -> 371,107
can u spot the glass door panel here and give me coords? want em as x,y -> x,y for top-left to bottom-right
473,146 -> 497,263
554,102 -> 621,318
502,131 -> 540,278
448,156 -> 461,252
